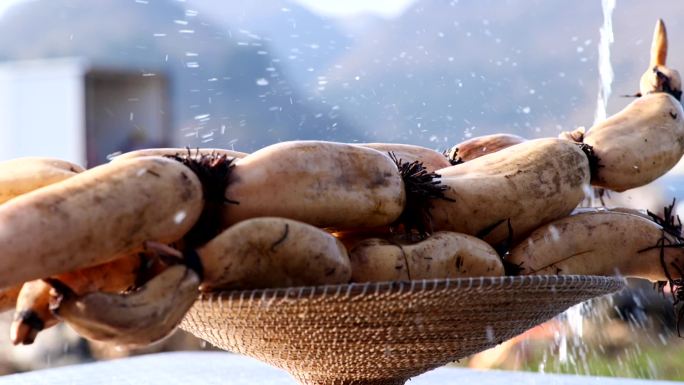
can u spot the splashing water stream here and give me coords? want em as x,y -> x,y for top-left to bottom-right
557,0 -> 617,366
581,0 -> 616,207
594,0 -> 616,125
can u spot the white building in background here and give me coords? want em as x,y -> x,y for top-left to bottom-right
0,58 -> 171,167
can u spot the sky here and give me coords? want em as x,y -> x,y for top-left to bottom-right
291,0 -> 416,18
0,0 -> 23,17
0,0 -> 417,18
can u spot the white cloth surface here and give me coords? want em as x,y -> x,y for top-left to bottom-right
0,351 -> 678,385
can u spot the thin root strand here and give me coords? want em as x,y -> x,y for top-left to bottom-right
166,150 -> 236,249
389,152 -> 452,238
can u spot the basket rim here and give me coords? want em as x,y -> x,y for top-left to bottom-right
197,275 -> 627,302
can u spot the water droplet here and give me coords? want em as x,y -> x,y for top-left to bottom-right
485,326 -> 495,342
174,211 -> 187,224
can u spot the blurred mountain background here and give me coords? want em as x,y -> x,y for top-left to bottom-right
0,0 -> 682,152
0,0 -> 359,151
2,0 -> 684,377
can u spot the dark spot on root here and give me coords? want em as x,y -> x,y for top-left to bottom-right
563,128 -> 585,143
575,143 -> 602,182
177,172 -> 194,202
387,239 -> 412,280
270,224 -> 289,252
671,111 -> 679,120
477,218 -> 506,239
15,310 -> 45,342
493,218 -> 526,276
166,149 -> 236,249
402,247 -> 412,281
490,219 -> 525,275
655,68 -> 683,101
443,146 -> 464,166
146,169 -> 161,177
44,278 -> 77,316
389,152 -> 453,237
449,158 -> 464,166
44,278 -> 76,300
324,267 -> 336,276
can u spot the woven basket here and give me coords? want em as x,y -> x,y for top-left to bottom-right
181,275 -> 625,385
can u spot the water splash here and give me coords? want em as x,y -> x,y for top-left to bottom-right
581,0 -> 616,207
593,0 -> 616,124
552,0 -> 616,371
565,303 -> 585,338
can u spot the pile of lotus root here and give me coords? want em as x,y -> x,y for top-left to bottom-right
0,20 -> 683,348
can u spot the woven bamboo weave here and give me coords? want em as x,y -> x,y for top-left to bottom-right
181,275 -> 625,385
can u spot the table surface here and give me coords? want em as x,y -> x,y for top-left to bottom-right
0,351 -> 679,385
